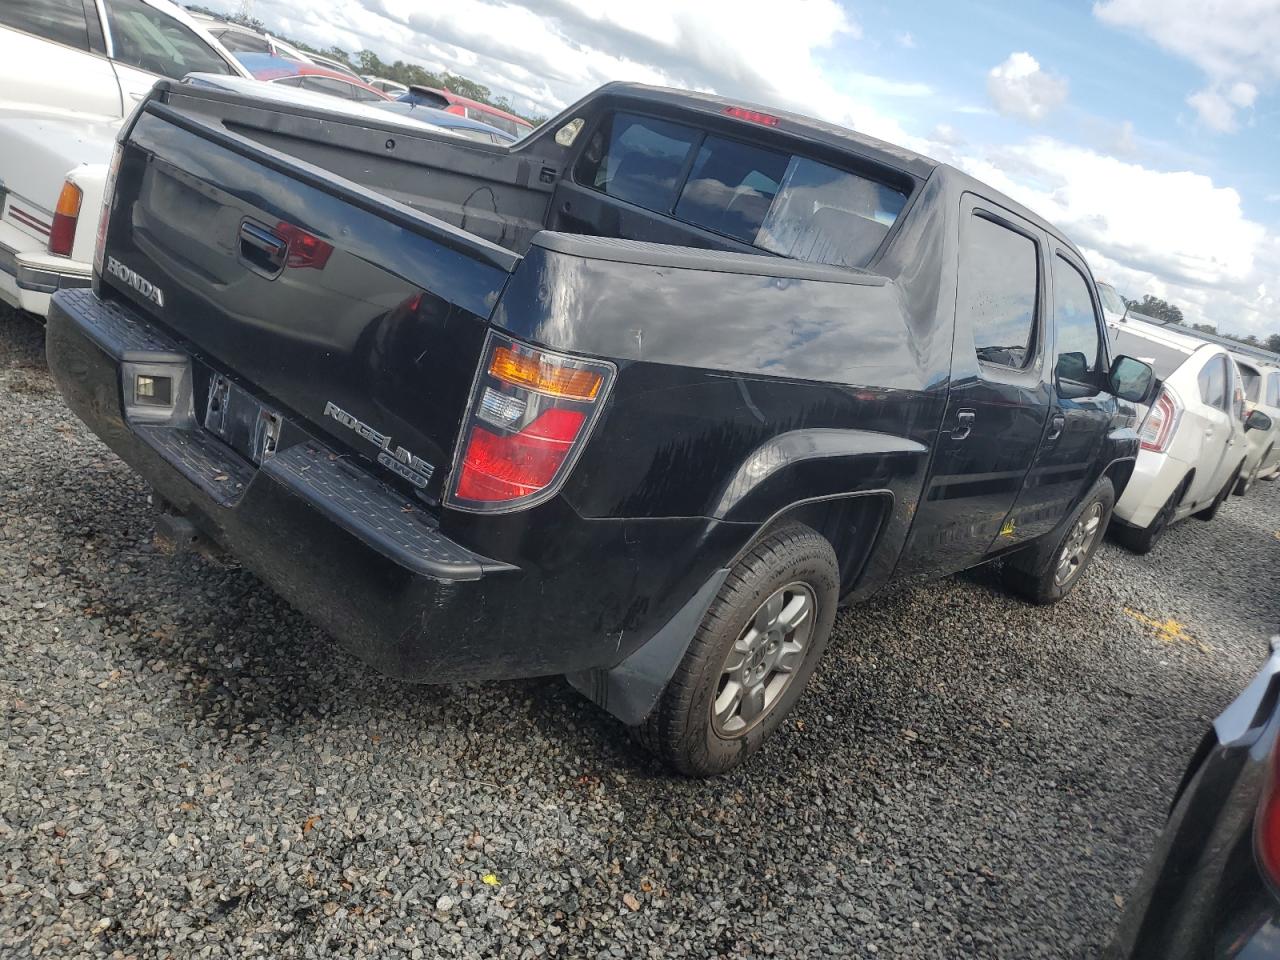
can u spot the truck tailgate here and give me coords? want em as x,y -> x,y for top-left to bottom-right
101,99 -> 520,502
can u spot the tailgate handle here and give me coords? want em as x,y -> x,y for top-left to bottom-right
238,220 -> 288,278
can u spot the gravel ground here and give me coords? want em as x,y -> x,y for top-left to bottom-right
2,304 -> 1278,959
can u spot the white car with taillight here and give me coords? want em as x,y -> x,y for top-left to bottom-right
1108,318 -> 1258,553
1231,354 -> 1280,494
0,110 -> 115,314
0,0 -> 249,317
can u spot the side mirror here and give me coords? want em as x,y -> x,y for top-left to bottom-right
1246,409 -> 1274,432
1109,355 -> 1157,405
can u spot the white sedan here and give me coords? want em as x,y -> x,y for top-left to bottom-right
0,0 -> 249,316
1109,318 -> 1258,553
1232,353 -> 1280,494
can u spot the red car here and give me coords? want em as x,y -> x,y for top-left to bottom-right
235,54 -> 390,102
398,86 -> 533,138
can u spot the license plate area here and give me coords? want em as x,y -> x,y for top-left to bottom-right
204,373 -> 282,465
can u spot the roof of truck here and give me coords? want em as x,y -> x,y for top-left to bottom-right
585,83 -> 1086,259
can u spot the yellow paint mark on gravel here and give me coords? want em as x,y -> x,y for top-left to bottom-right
1124,608 -> 1211,653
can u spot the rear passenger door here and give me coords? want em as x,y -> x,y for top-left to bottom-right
1189,354 -> 1239,504
1001,249 -> 1115,544
898,197 -> 1052,578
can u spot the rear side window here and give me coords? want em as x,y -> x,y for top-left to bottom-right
1198,355 -> 1229,410
960,214 -> 1040,369
1051,256 -> 1103,386
104,0 -> 232,78
1270,373 -> 1280,407
0,0 -> 91,50
214,29 -> 270,55
300,76 -> 355,98
1239,363 -> 1262,403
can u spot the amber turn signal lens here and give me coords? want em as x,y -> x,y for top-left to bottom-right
489,346 -> 603,400
48,181 -> 83,257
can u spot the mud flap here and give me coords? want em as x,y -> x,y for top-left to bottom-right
566,568 -> 730,726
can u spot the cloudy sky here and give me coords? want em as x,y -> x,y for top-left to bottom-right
196,0 -> 1280,337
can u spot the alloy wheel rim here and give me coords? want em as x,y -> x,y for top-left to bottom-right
712,582 -> 817,737
1054,502 -> 1104,586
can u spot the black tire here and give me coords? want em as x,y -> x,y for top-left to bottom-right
1236,446 -> 1271,496
1002,477 -> 1114,605
1195,462 -> 1241,521
1111,476 -> 1185,555
635,524 -> 839,777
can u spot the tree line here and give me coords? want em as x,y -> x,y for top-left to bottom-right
1122,294 -> 1280,355
185,6 -> 546,125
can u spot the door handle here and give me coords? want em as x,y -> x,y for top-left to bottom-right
238,220 -> 288,278
951,408 -> 976,441
1046,413 -> 1065,441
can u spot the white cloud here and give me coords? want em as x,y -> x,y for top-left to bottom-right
943,135 -> 1274,332
1187,88 -> 1240,132
1095,0 -> 1279,133
931,123 -> 963,146
897,31 -> 916,49
194,0 -> 1277,338
986,52 -> 1069,122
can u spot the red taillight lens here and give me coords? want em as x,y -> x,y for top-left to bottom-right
274,221 -> 333,270
724,106 -> 780,126
1258,753 -> 1280,888
93,144 -> 123,277
455,409 -> 586,502
1139,389 -> 1179,452
48,181 -> 82,257
447,333 -> 615,512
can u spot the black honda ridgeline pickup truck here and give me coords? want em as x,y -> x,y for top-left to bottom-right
47,80 -> 1157,775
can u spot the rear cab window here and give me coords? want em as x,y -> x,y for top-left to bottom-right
1270,373 -> 1280,408
574,111 -> 909,269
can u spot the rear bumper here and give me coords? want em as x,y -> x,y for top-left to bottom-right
1112,448 -> 1188,529
45,288 -> 727,684
0,228 -> 92,316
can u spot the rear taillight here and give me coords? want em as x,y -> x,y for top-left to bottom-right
1258,748 -> 1280,889
1139,389 -> 1179,452
47,180 -> 82,257
274,221 -> 333,270
446,333 -> 615,512
93,144 -> 123,277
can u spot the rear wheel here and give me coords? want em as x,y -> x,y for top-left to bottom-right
1195,462 -> 1241,521
1236,446 -> 1271,496
1112,477 -> 1185,555
636,525 -> 839,777
1003,477 -> 1114,605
